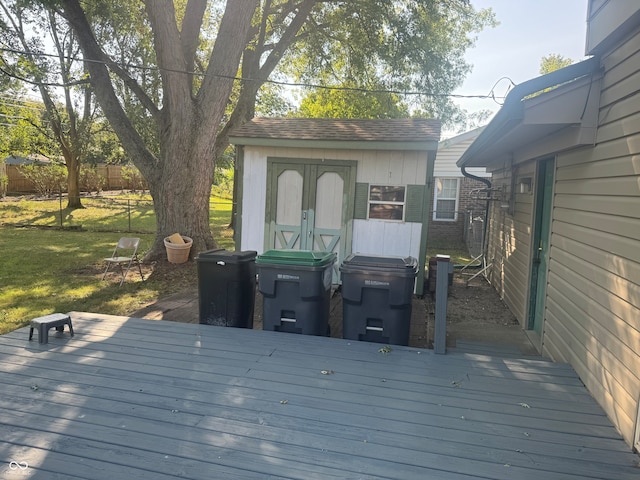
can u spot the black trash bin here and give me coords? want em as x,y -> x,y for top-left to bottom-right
197,249 -> 257,327
256,250 -> 336,336
340,254 -> 418,346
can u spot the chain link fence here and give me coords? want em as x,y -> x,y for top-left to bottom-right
0,193 -> 233,234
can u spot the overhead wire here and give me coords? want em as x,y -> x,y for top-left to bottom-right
486,76 -> 516,105
0,45 -> 510,102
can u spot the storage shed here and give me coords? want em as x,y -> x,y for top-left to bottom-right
229,118 -> 441,295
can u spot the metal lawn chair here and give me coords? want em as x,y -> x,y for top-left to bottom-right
102,237 -> 144,286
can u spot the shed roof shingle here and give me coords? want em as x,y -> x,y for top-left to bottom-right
229,118 -> 441,143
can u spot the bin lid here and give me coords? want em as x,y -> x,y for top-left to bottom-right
341,253 -> 418,271
196,249 -> 257,263
256,249 -> 336,267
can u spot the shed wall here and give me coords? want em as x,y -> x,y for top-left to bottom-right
240,146 -> 428,261
543,28 -> 640,447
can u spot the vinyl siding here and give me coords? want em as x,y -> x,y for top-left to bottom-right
428,129 -> 489,244
586,0 -> 640,55
484,163 -> 535,326
435,129 -> 489,178
544,28 -> 640,447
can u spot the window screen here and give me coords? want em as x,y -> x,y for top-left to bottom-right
368,185 -> 405,221
434,178 -> 459,221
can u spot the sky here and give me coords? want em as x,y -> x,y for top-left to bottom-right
448,0 -> 589,136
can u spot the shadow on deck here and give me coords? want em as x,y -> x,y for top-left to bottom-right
133,283 -> 537,356
0,312 -> 637,479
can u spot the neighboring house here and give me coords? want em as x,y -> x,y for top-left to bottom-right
428,127 -> 490,245
229,118 -> 441,295
4,154 -> 52,166
457,1 -> 640,449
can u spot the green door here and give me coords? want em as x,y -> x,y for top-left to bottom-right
528,157 -> 554,335
265,159 -> 356,282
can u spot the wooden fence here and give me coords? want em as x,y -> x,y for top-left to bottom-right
4,164 -> 132,194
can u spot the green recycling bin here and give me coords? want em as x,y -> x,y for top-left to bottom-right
197,249 -> 257,328
340,254 -> 418,346
256,250 -> 336,336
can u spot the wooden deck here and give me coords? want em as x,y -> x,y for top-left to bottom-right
0,312 -> 638,479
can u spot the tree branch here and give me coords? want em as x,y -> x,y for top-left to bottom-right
257,0 -> 317,81
215,0 -> 317,157
99,56 -> 160,119
59,0 -> 159,177
199,0 -> 259,114
143,0 -> 192,110
181,0 -> 207,74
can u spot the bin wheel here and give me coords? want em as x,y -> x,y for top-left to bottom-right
56,326 -> 64,332
326,324 -> 331,337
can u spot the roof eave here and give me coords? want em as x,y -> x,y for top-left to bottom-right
457,57 -> 601,168
229,137 -> 439,151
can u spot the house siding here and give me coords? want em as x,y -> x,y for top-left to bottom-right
544,28 -> 640,446
484,162 -> 535,326
434,133 -> 487,178
428,128 -> 489,245
586,0 -> 640,55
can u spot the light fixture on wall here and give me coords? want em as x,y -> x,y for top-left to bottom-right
518,177 -> 532,194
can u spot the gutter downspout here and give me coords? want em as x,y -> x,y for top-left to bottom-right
461,166 -> 491,190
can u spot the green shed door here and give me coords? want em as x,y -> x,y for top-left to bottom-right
265,160 -> 355,282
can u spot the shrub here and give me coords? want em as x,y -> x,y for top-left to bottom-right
19,163 -> 67,196
213,166 -> 234,198
0,174 -> 7,197
80,164 -> 106,194
121,164 -> 147,192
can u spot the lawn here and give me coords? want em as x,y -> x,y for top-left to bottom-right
0,193 -> 480,335
426,240 -> 477,267
0,194 -> 234,334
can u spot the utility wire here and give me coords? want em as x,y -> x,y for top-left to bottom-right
0,45 -> 509,101
486,76 -> 516,105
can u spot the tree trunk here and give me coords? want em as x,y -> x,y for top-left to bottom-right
59,0 -> 260,261
144,113 -> 218,261
64,151 -> 83,209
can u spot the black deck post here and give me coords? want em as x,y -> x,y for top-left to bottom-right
434,254 -> 450,354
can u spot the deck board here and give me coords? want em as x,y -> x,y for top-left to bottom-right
0,312 -> 638,479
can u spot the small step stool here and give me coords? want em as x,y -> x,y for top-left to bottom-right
29,313 -> 74,344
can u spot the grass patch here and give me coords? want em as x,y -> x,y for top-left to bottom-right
427,240 -> 477,266
0,194 -> 233,334
0,193 -> 234,235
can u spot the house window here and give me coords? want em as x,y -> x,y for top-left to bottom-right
433,178 -> 459,221
368,185 -> 405,220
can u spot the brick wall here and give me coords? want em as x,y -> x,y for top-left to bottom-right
426,176 -> 488,245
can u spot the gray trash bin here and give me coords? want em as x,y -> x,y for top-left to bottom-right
256,250 -> 336,336
197,249 -> 257,327
340,254 -> 418,346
